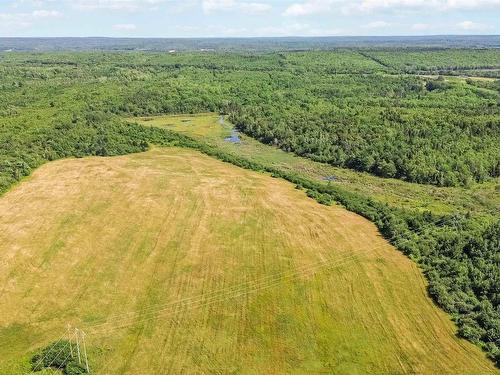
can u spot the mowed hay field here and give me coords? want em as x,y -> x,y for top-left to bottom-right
0,147 -> 496,374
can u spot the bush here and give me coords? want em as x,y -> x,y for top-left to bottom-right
31,341 -> 87,374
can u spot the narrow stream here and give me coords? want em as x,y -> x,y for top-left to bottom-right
220,115 -> 241,143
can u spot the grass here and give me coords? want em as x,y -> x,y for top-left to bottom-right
0,147 -> 496,374
133,113 -> 500,217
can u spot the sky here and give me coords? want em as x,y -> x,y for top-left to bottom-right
1,0 -> 499,38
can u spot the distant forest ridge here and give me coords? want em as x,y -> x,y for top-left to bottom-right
1,35 -> 500,51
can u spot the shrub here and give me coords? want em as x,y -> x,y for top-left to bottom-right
31,341 -> 87,374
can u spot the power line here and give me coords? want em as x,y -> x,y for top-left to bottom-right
30,341 -> 70,374
32,217 -> 448,343
0,217 -> 447,346
29,335 -> 67,373
85,218 -> 447,334
90,240 -> 400,336
12,216 -> 449,374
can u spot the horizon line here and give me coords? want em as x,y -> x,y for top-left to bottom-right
2,34 -> 500,40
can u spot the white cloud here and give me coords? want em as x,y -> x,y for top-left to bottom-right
357,0 -> 428,12
445,0 -> 500,9
457,20 -> 489,30
357,0 -> 500,12
32,9 -> 62,18
202,0 -> 235,12
239,2 -> 272,14
202,0 -> 271,14
411,22 -> 431,31
0,13 -> 33,29
363,20 -> 390,28
74,0 -> 166,12
283,0 -> 336,16
113,23 -> 137,30
166,0 -> 198,14
12,0 -> 59,7
316,0 -> 500,15
0,8 -> 61,29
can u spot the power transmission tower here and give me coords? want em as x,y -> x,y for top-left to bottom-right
80,330 -> 90,373
75,328 -> 82,365
67,324 -> 74,358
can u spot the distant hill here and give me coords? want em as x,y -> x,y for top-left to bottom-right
1,35 -> 500,52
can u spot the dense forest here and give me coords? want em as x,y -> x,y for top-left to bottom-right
2,35 -> 499,52
0,47 -> 499,365
4,49 -> 497,187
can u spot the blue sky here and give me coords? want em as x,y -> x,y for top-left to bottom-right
1,0 -> 499,37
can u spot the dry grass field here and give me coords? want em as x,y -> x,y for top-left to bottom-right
0,147 -> 496,374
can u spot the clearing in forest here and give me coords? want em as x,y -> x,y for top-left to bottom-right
133,113 -> 500,216
0,147 -> 496,374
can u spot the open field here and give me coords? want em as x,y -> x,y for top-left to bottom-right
133,114 -> 500,217
0,147 -> 497,374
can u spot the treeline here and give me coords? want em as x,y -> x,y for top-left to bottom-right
0,114 -> 148,195
229,95 -> 499,186
365,49 -> 500,73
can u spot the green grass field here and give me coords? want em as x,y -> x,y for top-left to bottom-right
0,147 -> 496,374
133,113 -> 500,217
